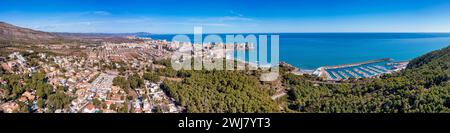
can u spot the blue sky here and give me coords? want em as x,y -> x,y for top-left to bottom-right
1,0 -> 450,33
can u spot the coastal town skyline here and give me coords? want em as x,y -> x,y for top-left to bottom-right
2,0 -> 450,33
1,1 -> 450,131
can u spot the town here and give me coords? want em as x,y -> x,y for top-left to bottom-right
0,39 -> 184,113
0,28 -> 279,113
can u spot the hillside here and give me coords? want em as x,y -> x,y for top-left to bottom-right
0,22 -> 146,46
0,22 -> 149,57
54,32 -> 151,39
152,46 -> 449,113
0,22 -> 59,43
285,46 -> 450,113
403,46 -> 450,87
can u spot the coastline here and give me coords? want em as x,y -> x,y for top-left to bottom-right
142,34 -> 450,70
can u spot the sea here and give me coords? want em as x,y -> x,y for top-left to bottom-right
138,33 -> 450,70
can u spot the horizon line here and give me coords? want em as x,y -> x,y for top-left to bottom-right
5,21 -> 450,35
51,31 -> 450,35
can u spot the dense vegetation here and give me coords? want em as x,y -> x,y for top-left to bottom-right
286,46 -> 450,113
161,70 -> 279,113
112,74 -> 144,93
0,72 -> 71,112
147,46 -> 449,113
151,58 -> 278,112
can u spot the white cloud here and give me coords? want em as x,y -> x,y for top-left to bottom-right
229,10 -> 244,17
30,21 -> 103,32
217,16 -> 253,22
92,11 -> 111,16
187,16 -> 254,23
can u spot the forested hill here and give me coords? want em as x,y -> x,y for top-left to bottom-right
286,46 -> 450,113
158,46 -> 449,113
403,46 -> 450,88
407,46 -> 450,69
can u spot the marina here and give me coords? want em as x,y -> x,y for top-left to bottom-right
313,58 -> 408,80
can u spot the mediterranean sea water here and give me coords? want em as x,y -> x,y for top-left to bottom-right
139,33 -> 450,70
